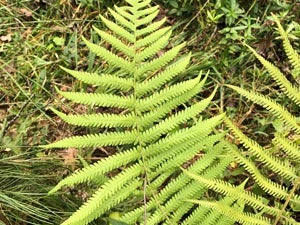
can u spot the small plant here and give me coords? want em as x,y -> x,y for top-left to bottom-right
164,0 -> 194,16
43,0 -> 227,224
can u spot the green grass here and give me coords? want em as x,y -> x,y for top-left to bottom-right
0,0 -> 299,224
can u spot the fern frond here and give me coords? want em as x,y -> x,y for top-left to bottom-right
136,31 -> 172,62
225,115 -> 297,180
62,165 -> 142,225
136,42 -> 185,78
183,169 -> 280,215
136,76 -> 200,112
113,5 -> 135,23
147,134 -> 221,182
108,8 -> 136,31
121,149 -> 230,224
224,142 -> 293,200
217,16 -> 300,225
149,131 -> 224,173
82,37 -> 133,73
138,82 -> 204,127
135,5 -> 158,18
136,17 -> 167,37
126,0 -> 151,9
273,133 -> 300,161
56,88 -> 134,109
187,200 -> 271,225
136,8 -> 159,27
141,88 -> 216,143
151,133 -> 225,175
42,130 -> 137,149
45,0 -> 226,224
48,147 -> 140,195
172,161 -> 245,224
182,192 -> 237,225
272,13 -> 300,76
245,44 -> 300,105
136,53 -> 191,96
135,26 -> 171,47
144,113 -> 225,157
227,85 -> 300,133
60,66 -> 133,91
100,15 -> 135,43
182,179 -> 249,225
145,156 -> 232,225
92,26 -> 135,57
51,108 -> 135,128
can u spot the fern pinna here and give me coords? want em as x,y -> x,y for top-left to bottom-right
43,0 -> 228,224
185,14 -> 300,225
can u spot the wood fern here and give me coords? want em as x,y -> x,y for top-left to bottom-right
43,0 -> 227,224
185,14 -> 300,225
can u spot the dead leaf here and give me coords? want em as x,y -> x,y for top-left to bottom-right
22,27 -> 32,39
58,148 -> 78,170
0,34 -> 12,42
0,108 -> 7,121
51,25 -> 67,33
20,8 -> 33,17
4,62 -> 16,74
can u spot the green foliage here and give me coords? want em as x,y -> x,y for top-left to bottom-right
0,154 -> 82,225
164,0 -> 194,16
186,14 -> 300,225
43,0 -> 226,224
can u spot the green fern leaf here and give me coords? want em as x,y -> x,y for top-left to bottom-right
136,53 -> 191,96
182,199 -> 236,225
41,130 -> 138,149
225,142 -> 299,201
136,17 -> 166,37
100,15 -> 135,43
60,66 -> 133,91
48,148 -> 140,195
56,87 -> 135,109
108,8 -> 136,31
186,200 -> 271,225
92,26 -> 135,57
122,148 -> 230,224
138,82 -> 205,127
224,115 -> 297,180
113,5 -> 135,24
226,85 -> 300,133
245,44 -> 300,105
273,133 -> 300,161
136,42 -> 186,78
145,156 -> 232,225
136,76 -> 200,112
62,166 -> 142,225
82,36 -> 133,72
141,88 -> 217,143
272,13 -> 300,77
44,0 -> 225,224
127,0 -> 151,9
136,8 -> 159,27
136,31 -> 172,61
135,26 -> 171,47
183,169 -> 280,215
51,108 -> 135,128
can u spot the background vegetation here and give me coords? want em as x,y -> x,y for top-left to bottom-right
0,0 -> 299,224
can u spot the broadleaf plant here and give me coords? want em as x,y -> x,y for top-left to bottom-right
185,14 -> 300,225
43,0 -> 228,224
